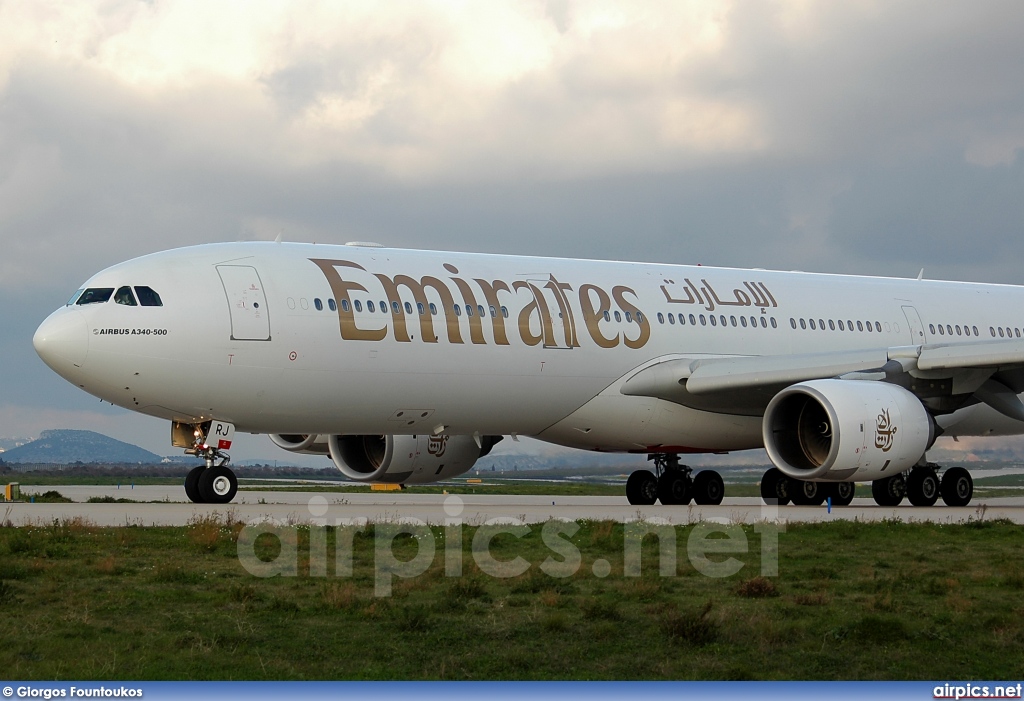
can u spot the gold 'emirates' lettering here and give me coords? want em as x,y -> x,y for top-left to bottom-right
310,258 -> 651,351
310,259 -> 387,341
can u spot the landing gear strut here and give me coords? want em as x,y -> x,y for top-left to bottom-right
625,454 -> 724,506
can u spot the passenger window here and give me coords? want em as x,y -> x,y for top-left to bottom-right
938,325 -> 944,335
418,302 -> 426,315
946,324 -> 952,336
973,326 -> 979,336
489,305 -> 496,318
114,286 -> 137,306
730,316 -> 737,327
455,305 -> 462,317
637,312 -> 645,323
329,299 -> 337,312
341,300 -> 350,312
405,302 -> 413,315
929,324 -> 935,334
699,315 -> 706,326
477,305 -> 485,317
790,318 -> 797,329
134,286 -> 162,307
625,311 -> 633,323
501,306 -> 508,318
999,327 -> 1005,338
77,288 -> 115,305
720,315 -> 726,326
354,300 -> 362,312
314,298 -> 323,311
740,316 -> 747,328
431,303 -> 439,315
857,321 -> 863,332
770,318 -> 777,328
666,314 -> 673,325
466,305 -> 474,317
829,320 -> 835,331
679,314 -> 686,325
809,319 -> 816,330
392,301 -> 401,315
603,310 -> 611,322
799,319 -> 806,330
614,311 -> 622,322
710,315 -> 717,327
366,301 -> 374,312
380,301 -> 387,312
760,317 -> 767,328
689,314 -> 696,325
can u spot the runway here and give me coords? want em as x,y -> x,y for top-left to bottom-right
4,484 -> 1023,526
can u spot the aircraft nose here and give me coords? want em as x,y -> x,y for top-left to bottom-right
34,308 -> 89,373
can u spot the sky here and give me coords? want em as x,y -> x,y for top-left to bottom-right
2,0 -> 1024,464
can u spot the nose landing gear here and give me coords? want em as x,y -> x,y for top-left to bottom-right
175,420 -> 240,504
183,446 -> 238,504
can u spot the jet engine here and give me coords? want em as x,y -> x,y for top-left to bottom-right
763,379 -> 934,482
327,434 -> 502,484
269,433 -> 330,455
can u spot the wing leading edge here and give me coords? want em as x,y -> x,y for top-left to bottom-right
621,339 -> 1024,420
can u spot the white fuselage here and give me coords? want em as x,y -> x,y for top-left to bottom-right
33,242 -> 1024,455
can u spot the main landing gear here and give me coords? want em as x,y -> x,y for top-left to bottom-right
183,446 -> 238,505
625,454 -> 724,506
758,464 -> 974,508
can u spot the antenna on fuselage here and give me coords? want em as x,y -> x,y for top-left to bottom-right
274,232 -> 283,244
916,268 -> 924,281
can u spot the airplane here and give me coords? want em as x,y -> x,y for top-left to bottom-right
31,240 -> 1024,507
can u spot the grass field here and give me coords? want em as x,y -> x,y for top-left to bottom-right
2,514 -> 1023,680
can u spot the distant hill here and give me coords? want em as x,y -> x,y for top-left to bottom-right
0,429 -> 162,464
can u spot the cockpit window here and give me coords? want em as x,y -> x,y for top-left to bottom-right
76,288 -> 114,305
114,286 -> 138,306
134,286 -> 163,307
66,289 -> 84,306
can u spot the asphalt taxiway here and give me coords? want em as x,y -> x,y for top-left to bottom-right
4,484 -> 1022,526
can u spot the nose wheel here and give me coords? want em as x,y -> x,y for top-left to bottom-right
183,445 -> 238,504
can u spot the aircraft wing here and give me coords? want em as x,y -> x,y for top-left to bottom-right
621,340 -> 1024,418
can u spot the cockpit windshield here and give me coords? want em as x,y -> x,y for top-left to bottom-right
71,286 -> 163,307
135,286 -> 163,307
76,288 -> 114,305
114,286 -> 137,306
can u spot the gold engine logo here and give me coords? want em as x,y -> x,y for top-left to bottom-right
874,408 -> 897,452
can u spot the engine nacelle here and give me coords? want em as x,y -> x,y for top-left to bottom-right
269,434 -> 330,456
327,434 -> 502,484
763,379 -> 934,482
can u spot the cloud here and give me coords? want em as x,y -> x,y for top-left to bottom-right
4,1 -> 1024,460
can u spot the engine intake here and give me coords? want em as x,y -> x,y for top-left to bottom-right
763,379 -> 934,482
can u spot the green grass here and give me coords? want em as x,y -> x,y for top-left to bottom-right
1,515 -> 1023,680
